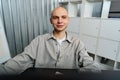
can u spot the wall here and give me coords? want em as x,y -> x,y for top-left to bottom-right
0,0 -> 59,57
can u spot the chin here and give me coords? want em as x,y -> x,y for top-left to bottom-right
55,29 -> 65,32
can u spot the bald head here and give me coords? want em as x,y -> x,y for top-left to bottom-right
51,7 -> 68,18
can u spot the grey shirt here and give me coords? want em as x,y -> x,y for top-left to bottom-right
0,32 -> 101,75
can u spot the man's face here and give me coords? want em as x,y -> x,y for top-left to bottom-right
50,7 -> 69,32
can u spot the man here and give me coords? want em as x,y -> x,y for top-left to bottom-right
0,7 -> 100,75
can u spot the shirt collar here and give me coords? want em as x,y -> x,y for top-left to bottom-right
47,31 -> 72,43
66,32 -> 72,43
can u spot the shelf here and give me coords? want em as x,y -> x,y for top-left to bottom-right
70,0 -> 82,3
95,56 -> 114,70
59,0 -> 120,70
97,62 -> 113,70
59,0 -> 82,17
83,0 -> 103,18
115,62 -> 120,70
87,0 -> 102,2
59,2 -> 68,10
108,1 -> 120,18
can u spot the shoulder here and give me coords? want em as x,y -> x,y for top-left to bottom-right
67,31 -> 85,46
67,31 -> 81,42
30,33 -> 51,44
35,33 -> 51,40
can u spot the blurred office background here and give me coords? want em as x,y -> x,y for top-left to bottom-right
0,0 -> 106,58
0,0 -> 59,57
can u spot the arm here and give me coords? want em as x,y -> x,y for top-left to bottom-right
0,37 -> 39,75
77,40 -> 101,72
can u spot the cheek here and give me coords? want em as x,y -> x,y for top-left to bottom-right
51,20 -> 57,24
65,20 -> 69,25
65,18 -> 69,23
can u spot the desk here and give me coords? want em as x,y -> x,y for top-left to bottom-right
20,68 -> 79,80
1,68 -> 120,80
20,68 -> 120,80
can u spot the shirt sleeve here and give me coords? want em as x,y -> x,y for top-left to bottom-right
77,40 -> 101,72
0,37 -> 39,75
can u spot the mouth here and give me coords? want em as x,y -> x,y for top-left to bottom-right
56,25 -> 64,28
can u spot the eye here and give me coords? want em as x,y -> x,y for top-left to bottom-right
62,16 -> 67,19
52,16 -> 58,19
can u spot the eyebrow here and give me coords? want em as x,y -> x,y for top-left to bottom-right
52,15 -> 68,17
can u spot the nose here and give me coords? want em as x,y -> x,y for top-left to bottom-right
58,18 -> 62,24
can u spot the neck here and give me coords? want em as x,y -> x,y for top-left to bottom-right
53,31 -> 66,39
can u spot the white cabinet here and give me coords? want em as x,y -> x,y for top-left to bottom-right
96,39 -> 119,60
59,0 -> 120,70
79,0 -> 120,70
67,17 -> 81,34
81,18 -> 100,37
116,45 -> 120,62
117,56 -> 120,63
82,0 -> 103,18
81,35 -> 97,54
59,0 -> 81,17
68,2 -> 80,17
100,19 -> 120,41
80,18 -> 100,55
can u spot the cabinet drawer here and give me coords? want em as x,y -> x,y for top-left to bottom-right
81,35 -> 97,54
67,18 -> 81,34
96,39 -> 119,60
81,18 -> 100,37
116,47 -> 120,62
100,19 -> 120,41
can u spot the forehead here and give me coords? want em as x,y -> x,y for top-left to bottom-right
51,7 -> 68,16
